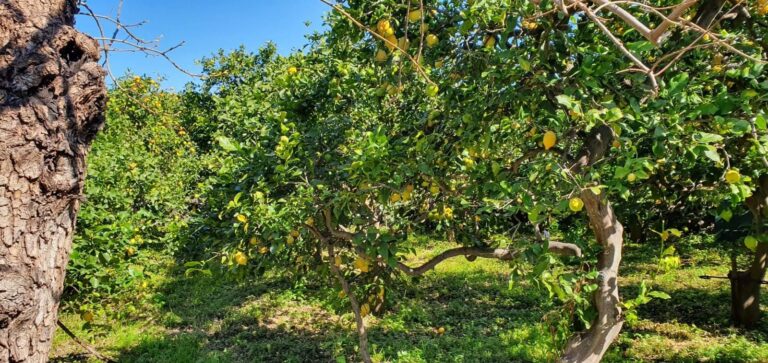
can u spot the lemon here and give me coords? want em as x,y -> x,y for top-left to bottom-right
234,251 -> 248,266
408,9 -> 423,22
437,326 -> 446,334
430,184 -> 440,195
384,34 -> 398,50
360,303 -> 371,317
334,255 -> 342,267
259,246 -> 270,254
236,214 -> 248,223
81,311 -> 94,323
745,236 -> 759,251
569,197 -> 584,212
426,34 -> 439,47
305,217 -> 314,226
390,193 -> 402,203
627,173 -> 637,182
354,257 -> 371,272
612,140 -> 621,148
543,131 -> 557,150
287,66 -> 298,75
426,84 -> 439,97
725,169 -> 741,184
290,230 -> 300,238
397,37 -> 410,50
463,157 -> 475,168
286,235 -> 295,245
377,19 -> 392,34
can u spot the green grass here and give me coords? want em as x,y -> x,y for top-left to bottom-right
51,239 -> 768,363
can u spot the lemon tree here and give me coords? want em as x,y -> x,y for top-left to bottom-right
182,1 -> 768,361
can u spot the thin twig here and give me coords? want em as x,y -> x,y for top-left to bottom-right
56,320 -> 116,363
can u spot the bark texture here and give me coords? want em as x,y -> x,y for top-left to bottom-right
731,175 -> 768,328
0,1 -> 106,361
560,189 -> 624,363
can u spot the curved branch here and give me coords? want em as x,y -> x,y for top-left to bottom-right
394,241 -> 582,277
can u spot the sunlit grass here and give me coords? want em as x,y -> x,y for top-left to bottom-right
52,238 -> 768,362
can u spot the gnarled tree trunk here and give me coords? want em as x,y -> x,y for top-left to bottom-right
731,175 -> 768,328
560,189 -> 624,363
0,0 -> 106,361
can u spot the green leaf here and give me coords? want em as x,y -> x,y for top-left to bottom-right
217,136 -> 239,152
648,291 -> 671,299
702,146 -> 721,163
695,132 -> 723,143
556,94 -> 575,109
668,72 -> 689,95
756,114 -> 766,131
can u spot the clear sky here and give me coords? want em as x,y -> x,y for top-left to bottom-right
75,1 -> 329,90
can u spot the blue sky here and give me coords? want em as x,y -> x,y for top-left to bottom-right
76,1 -> 329,90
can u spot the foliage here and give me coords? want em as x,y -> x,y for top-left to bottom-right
177,1 -> 768,355
64,76 -> 202,315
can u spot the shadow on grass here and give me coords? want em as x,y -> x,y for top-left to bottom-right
112,269 -> 345,363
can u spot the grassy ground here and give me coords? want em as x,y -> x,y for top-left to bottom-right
51,238 -> 768,363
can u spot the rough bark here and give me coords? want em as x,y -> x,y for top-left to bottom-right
560,189 -> 624,363
0,1 -> 106,362
731,175 -> 768,328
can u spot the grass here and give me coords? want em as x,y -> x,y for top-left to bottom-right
51,238 -> 768,363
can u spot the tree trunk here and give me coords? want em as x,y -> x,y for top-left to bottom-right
731,175 -> 768,328
560,189 -> 624,363
0,1 -> 106,361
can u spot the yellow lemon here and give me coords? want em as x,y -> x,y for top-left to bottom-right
286,235 -> 295,245
390,193 -> 402,203
569,197 -> 584,212
408,9 -> 423,22
397,37 -> 410,50
377,19 -> 392,34
234,251 -> 248,266
725,169 -> 741,184
426,34 -> 439,47
81,311 -> 94,323
384,34 -> 398,50
259,246 -> 269,254
305,217 -> 314,226
354,257 -> 371,272
334,255 -> 342,267
236,214 -> 248,223
287,66 -> 298,75
430,184 -> 440,195
543,131 -> 557,150
360,303 -> 371,317
290,230 -> 300,238
627,173 -> 637,183
443,206 -> 454,219
437,326 -> 446,334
